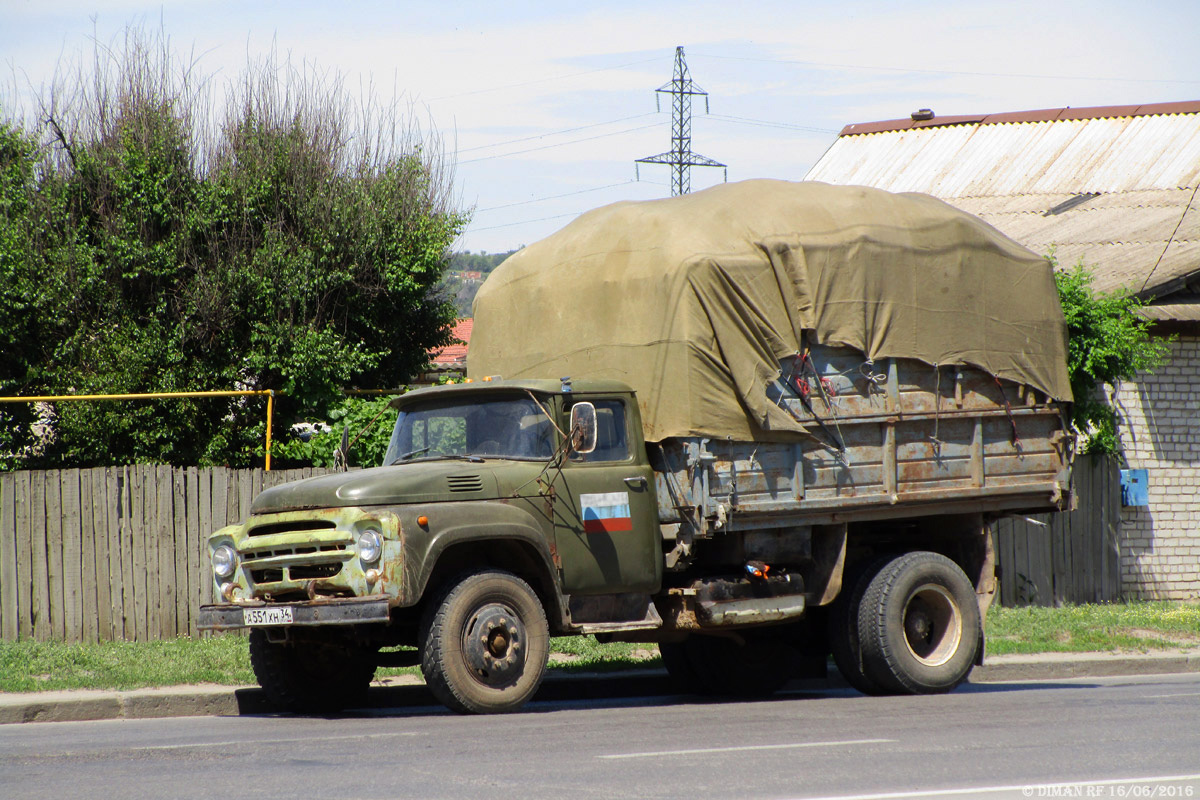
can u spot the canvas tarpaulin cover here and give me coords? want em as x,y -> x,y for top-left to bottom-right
468,180 -> 1071,443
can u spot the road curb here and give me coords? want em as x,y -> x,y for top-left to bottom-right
121,686 -> 245,719
972,651 -> 1200,683
2,653 -> 1196,725
0,669 -> 677,725
0,685 -> 246,725
0,692 -> 122,724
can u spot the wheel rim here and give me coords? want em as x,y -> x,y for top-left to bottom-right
461,602 -> 526,688
902,583 -> 962,667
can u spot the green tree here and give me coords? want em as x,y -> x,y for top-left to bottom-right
271,395 -> 399,469
0,117 -> 50,468
448,249 -> 520,274
0,28 -> 465,469
441,248 -> 521,316
1053,257 -> 1173,454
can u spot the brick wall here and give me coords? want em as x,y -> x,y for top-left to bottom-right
1114,333 -> 1200,600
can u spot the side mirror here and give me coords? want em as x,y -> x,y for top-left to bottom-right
334,425 -> 351,472
568,402 -> 597,455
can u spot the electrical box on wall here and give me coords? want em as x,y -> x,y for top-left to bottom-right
1120,469 -> 1149,507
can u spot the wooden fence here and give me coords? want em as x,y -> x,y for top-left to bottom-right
1,455 -> 1120,643
992,453 -> 1122,606
0,466 -> 338,643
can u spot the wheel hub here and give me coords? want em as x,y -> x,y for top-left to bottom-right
902,583 -> 962,668
463,603 -> 525,687
906,608 -> 933,642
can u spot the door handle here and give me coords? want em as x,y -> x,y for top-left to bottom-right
623,476 -> 647,489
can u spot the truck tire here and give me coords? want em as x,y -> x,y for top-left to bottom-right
828,556 -> 893,696
420,569 -> 550,714
857,551 -> 981,694
248,629 -> 376,713
682,633 -> 796,698
658,640 -> 703,694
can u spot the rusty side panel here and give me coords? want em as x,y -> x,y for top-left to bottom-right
657,345 -> 1072,531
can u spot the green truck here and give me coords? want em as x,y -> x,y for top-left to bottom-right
198,180 -> 1075,714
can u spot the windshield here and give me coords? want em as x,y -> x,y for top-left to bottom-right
384,394 -> 556,465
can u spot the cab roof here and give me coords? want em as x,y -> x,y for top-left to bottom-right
391,378 -> 634,408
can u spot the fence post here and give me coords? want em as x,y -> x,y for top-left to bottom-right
0,473 -> 17,641
61,469 -> 84,643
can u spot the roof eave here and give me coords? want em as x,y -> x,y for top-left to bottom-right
838,100 -> 1200,138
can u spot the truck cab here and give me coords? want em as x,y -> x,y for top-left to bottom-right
199,379 -> 663,714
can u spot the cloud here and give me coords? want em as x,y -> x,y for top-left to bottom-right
4,0 -> 1198,252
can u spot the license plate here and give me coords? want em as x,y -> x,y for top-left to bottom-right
243,606 -> 294,626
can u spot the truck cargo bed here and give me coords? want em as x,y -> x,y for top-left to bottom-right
653,344 -> 1072,532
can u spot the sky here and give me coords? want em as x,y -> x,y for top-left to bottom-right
3,0 -> 1200,254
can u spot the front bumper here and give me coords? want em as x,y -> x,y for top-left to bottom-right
198,596 -> 391,632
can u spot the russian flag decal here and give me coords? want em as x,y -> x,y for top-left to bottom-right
580,492 -> 633,534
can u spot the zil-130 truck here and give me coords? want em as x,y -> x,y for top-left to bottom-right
198,180 -> 1075,714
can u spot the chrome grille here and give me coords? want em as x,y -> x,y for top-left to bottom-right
243,543 -> 346,561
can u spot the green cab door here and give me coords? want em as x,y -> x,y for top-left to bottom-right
553,397 -> 661,595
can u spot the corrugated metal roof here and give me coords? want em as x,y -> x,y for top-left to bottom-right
805,106 -> 1200,308
1140,302 -> 1200,322
837,101 -> 1200,136
807,116 -> 1200,194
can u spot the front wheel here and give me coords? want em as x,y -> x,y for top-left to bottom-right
857,551 -> 981,694
248,629 -> 377,713
420,570 -> 550,714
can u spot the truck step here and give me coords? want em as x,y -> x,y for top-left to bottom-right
576,602 -> 663,635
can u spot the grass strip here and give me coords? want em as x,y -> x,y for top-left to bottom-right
0,635 -> 255,693
0,635 -> 656,693
1,601 -> 1195,693
984,601 -> 1199,655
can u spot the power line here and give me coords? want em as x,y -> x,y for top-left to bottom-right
430,55 -> 663,101
459,122 -> 660,164
458,106 -> 834,170
469,182 -> 671,231
705,113 -> 839,134
476,181 -> 642,213
458,112 -> 660,154
470,211 -> 587,232
690,51 -> 1200,86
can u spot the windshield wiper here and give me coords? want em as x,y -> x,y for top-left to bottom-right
390,446 -> 430,464
390,448 -> 484,465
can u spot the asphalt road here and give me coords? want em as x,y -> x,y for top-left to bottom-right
2,673 -> 1198,800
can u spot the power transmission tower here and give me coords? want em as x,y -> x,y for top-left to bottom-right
636,46 -> 726,196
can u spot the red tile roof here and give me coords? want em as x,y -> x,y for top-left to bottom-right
428,318 -> 472,366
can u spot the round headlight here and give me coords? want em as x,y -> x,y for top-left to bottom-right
358,529 -> 383,564
212,544 -> 238,580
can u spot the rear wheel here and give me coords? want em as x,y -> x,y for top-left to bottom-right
857,551 -> 981,694
420,570 -> 550,714
828,556 -> 892,695
248,629 -> 377,713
